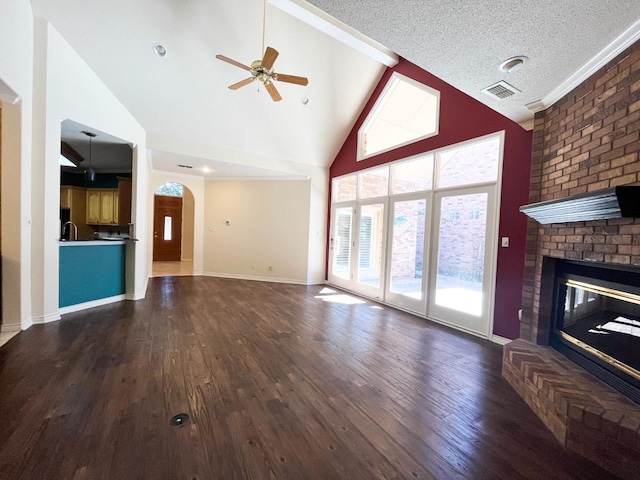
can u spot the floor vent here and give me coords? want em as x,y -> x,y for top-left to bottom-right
169,413 -> 190,426
481,81 -> 520,100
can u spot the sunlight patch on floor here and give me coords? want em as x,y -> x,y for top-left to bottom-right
314,294 -> 366,305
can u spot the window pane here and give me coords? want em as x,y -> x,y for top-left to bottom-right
437,135 -> 500,188
333,175 -> 357,202
359,166 -> 389,199
389,199 -> 426,299
391,154 -> 434,194
164,216 -> 172,241
359,216 -> 373,269
357,203 -> 385,288
359,73 -> 440,159
435,193 -> 488,316
155,183 -> 183,197
332,207 -> 353,280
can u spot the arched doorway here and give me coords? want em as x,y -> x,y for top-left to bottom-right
152,182 -> 195,277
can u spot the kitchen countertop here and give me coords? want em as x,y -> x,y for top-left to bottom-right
59,238 -> 137,246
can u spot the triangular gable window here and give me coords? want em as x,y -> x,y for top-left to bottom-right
357,72 -> 440,161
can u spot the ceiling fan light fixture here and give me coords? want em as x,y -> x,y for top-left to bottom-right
153,43 -> 167,57
499,56 -> 528,73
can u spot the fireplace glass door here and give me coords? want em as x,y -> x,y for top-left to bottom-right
557,279 -> 640,380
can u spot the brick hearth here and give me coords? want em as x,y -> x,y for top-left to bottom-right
503,39 -> 640,479
503,340 -> 640,479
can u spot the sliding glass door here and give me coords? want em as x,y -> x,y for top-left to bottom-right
427,187 -> 497,336
355,201 -> 386,299
328,201 -> 387,300
329,204 -> 355,290
384,195 -> 430,314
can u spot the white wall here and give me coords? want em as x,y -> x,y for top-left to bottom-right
0,4 -> 328,331
306,166 -> 329,284
0,0 -> 34,331
29,19 -> 148,322
202,179 -> 312,283
148,169 -> 205,275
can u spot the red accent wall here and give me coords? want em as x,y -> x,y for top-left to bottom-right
329,57 -> 533,339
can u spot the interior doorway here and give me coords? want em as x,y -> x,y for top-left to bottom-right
152,183 -> 194,277
153,195 -> 182,261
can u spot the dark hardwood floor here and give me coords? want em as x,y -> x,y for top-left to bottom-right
0,277 -> 619,479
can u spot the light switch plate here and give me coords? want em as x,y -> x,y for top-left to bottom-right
501,237 -> 509,247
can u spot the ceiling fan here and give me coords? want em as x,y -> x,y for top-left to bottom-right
216,47 -> 309,102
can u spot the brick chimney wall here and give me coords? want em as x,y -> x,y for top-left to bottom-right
521,41 -> 640,344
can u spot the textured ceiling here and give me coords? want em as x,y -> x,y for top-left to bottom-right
307,0 -> 640,127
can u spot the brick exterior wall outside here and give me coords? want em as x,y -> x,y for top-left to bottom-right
504,40 -> 640,479
390,199 -> 424,278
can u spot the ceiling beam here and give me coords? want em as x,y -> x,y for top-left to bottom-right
61,141 -> 84,164
268,0 -> 399,67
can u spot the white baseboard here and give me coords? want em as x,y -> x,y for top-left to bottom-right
59,294 -> 126,316
125,292 -> 146,301
32,313 -> 62,324
1,322 -> 23,333
490,335 -> 512,346
201,271 -> 311,285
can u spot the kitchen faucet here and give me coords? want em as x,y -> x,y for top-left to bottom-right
62,221 -> 78,241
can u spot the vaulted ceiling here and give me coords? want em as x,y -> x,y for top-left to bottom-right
31,0 -> 640,178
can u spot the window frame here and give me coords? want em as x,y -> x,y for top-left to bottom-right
357,72 -> 441,162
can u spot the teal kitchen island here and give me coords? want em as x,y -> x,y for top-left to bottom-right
59,240 -> 128,308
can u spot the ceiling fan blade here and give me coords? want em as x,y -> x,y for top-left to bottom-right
215,54 -> 251,71
264,82 -> 282,102
228,77 -> 255,90
275,73 -> 309,86
262,47 -> 279,70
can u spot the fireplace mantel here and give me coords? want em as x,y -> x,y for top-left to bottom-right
520,186 -> 640,224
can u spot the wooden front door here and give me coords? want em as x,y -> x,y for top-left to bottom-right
153,195 -> 183,261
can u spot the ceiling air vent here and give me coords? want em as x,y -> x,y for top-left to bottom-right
481,81 -> 520,100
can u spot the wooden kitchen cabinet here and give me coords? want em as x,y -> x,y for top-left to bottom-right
117,177 -> 131,225
86,189 -> 118,225
99,191 -> 115,224
60,187 -> 72,209
86,190 -> 101,224
61,186 -> 93,238
114,191 -> 119,225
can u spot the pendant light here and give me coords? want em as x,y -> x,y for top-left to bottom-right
82,130 -> 97,182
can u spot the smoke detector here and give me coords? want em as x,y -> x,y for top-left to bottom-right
499,56 -> 528,73
481,81 -> 521,100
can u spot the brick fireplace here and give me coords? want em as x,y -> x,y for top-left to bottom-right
502,41 -> 640,479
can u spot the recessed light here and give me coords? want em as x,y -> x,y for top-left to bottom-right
202,166 -> 211,173
301,96 -> 309,105
499,56 -> 528,73
153,43 -> 167,57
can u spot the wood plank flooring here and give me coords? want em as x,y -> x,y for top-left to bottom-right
0,277 -> 619,479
